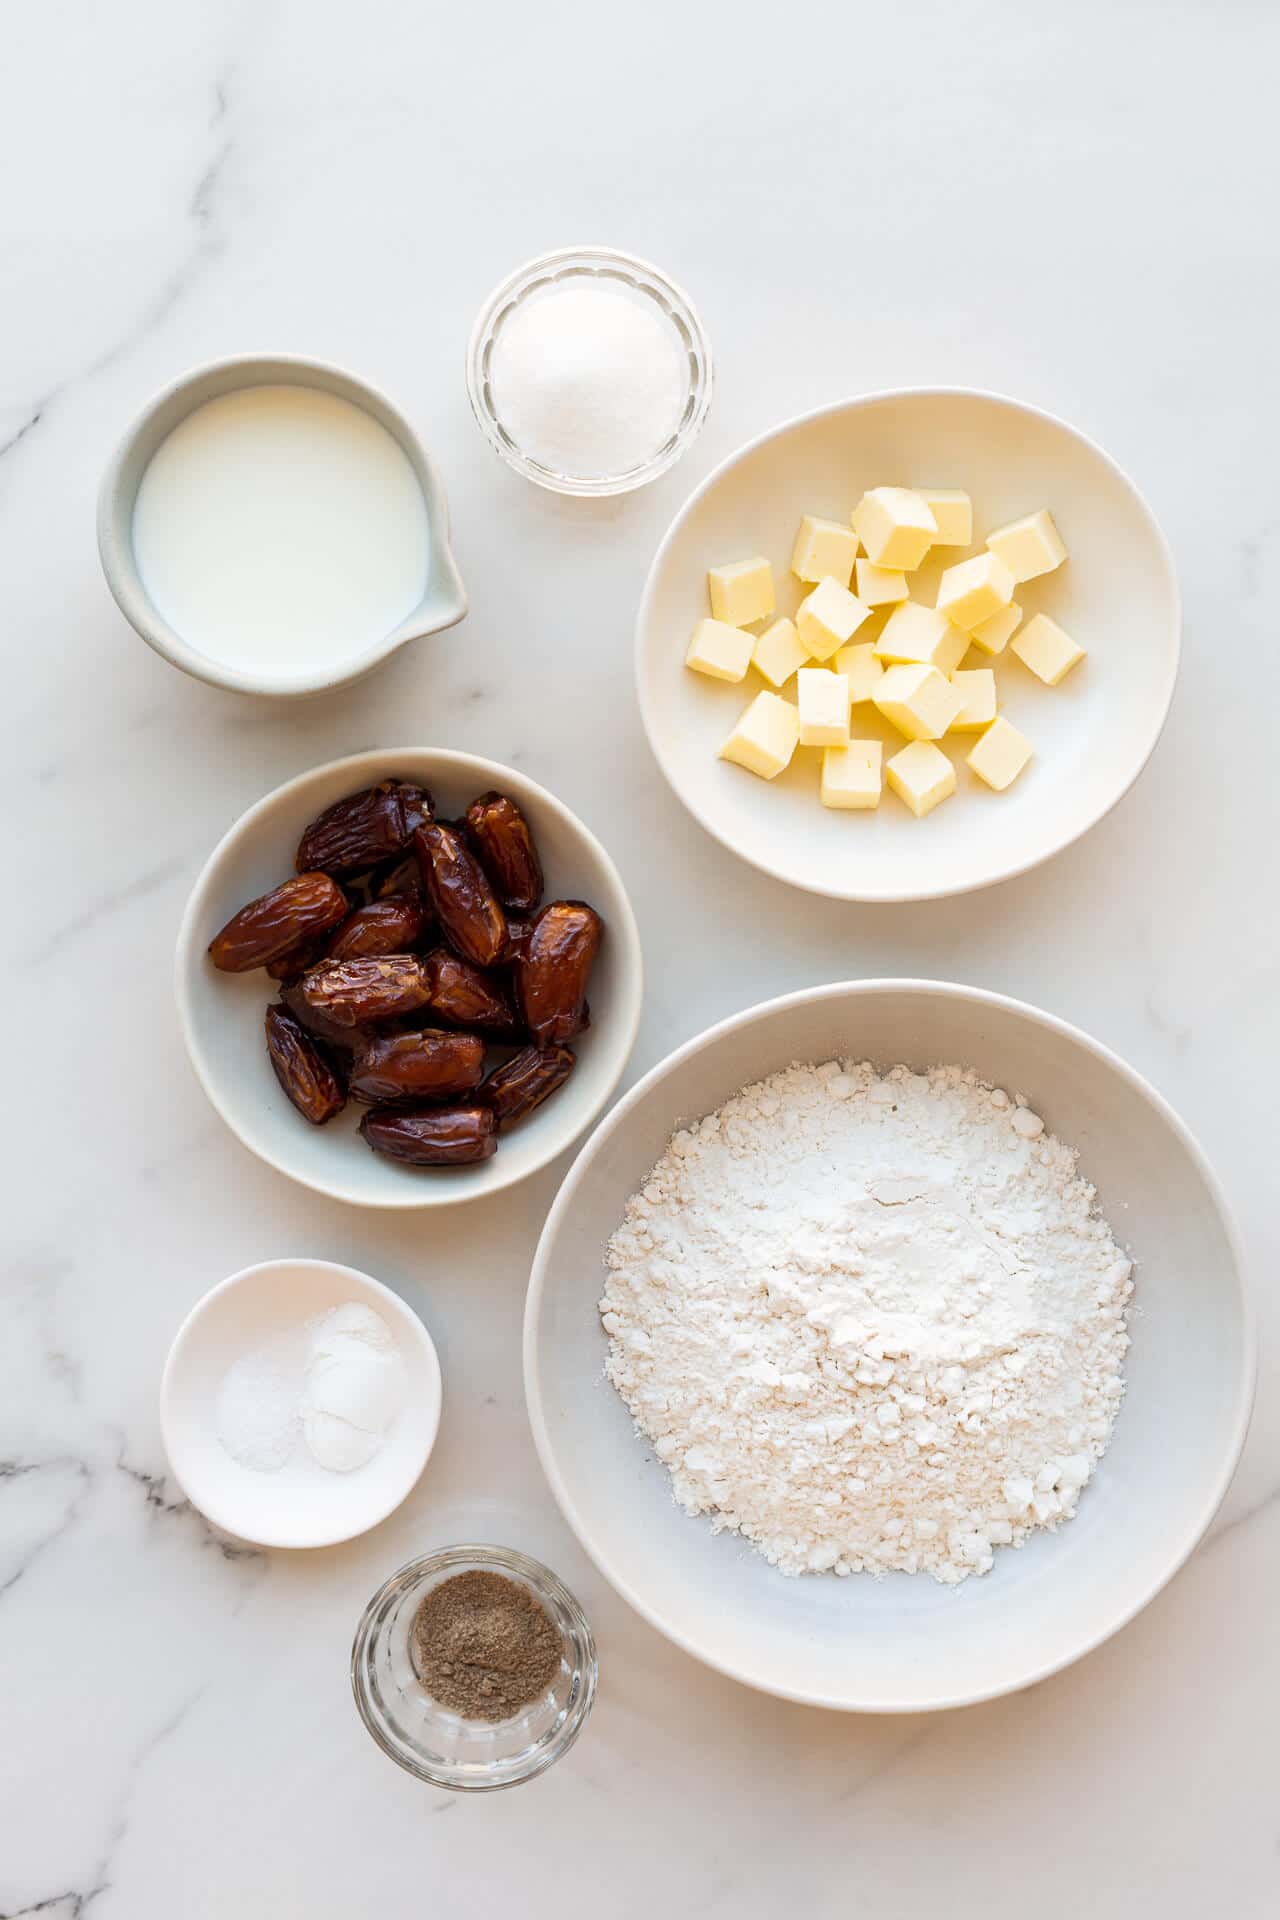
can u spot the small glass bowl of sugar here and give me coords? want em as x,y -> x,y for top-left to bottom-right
467,246 -> 713,496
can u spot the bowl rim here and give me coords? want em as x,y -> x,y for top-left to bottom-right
635,385 -> 1182,903
97,351 -> 468,698
524,976 -> 1255,1712
465,244 -> 714,497
175,747 -> 644,1209
159,1256 -> 443,1549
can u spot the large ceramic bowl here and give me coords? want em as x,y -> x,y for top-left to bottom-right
176,750 -> 643,1208
637,389 -> 1180,901
524,981 -> 1252,1712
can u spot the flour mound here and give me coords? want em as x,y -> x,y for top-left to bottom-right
600,1062 -> 1132,1584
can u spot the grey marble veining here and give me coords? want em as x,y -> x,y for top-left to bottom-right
2,1 -> 1277,1914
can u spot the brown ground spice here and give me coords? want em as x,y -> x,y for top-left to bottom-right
410,1570 -> 562,1721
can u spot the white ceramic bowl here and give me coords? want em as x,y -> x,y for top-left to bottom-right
176,750 -> 642,1208
637,389 -> 1180,901
525,981 -> 1253,1712
161,1258 -> 442,1549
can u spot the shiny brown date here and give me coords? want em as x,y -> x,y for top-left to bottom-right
414,822 -> 507,968
299,955 -> 430,1029
209,873 -> 348,973
479,1044 -> 575,1128
349,1029 -> 485,1105
423,949 -> 523,1038
264,931 -> 331,984
373,854 -> 426,904
516,900 -> 604,1047
359,1102 -> 497,1167
264,1004 -> 345,1125
503,914 -> 536,965
279,983 -> 366,1053
295,781 -> 434,878
464,791 -> 544,912
323,897 -> 426,963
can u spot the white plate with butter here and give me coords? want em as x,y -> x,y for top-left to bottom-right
636,388 -> 1179,901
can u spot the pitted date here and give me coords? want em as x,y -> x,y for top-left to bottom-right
265,931 -> 331,984
295,780 -> 434,878
516,900 -> 604,1047
264,1005 -> 345,1125
349,1029 -> 485,1105
299,955 -> 430,1029
359,1102 -> 497,1167
479,1043 -> 575,1128
423,949 -> 523,1038
464,791 -> 544,912
414,822 -> 507,967
503,914 -> 536,965
209,872 -> 348,973
279,982 -> 366,1053
323,897 -> 426,963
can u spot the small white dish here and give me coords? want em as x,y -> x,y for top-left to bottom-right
525,979 -> 1254,1712
175,748 -> 643,1209
98,354 -> 467,697
161,1258 -> 442,1549
636,387 -> 1180,901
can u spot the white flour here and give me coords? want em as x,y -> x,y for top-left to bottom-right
600,1062 -> 1133,1584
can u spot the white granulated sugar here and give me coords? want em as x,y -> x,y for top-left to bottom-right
600,1062 -> 1133,1584
489,283 -> 687,479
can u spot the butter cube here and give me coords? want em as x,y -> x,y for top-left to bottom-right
821,740 -> 882,810
708,556 -> 775,627
967,715 -> 1034,791
969,601 -> 1022,656
949,668 -> 998,732
833,641 -> 884,704
791,515 -> 859,588
986,509 -> 1067,583
752,617 -> 808,689
797,669 -> 851,747
886,740 -> 956,818
852,488 -> 937,570
855,558 -> 910,606
685,618 -> 754,683
936,551 -> 1016,632
718,691 -> 800,780
919,489 -> 972,545
874,663 -> 965,741
796,577 -> 872,661
874,600 -> 968,673
1011,613 -> 1086,685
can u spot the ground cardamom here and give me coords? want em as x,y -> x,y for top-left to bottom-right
410,1569 -> 562,1722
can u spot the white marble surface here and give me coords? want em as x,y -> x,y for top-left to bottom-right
2,2 -> 1277,1912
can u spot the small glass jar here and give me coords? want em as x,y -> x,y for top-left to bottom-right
466,245 -> 713,497
351,1544 -> 597,1792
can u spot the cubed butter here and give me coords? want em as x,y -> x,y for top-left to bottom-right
791,514 -> 859,588
685,617 -> 754,682
886,740 -> 956,818
855,558 -> 910,606
948,667 -> 998,732
833,641 -> 884,704
873,600 -> 969,673
1011,613 -> 1086,685
852,487 -> 937,571
821,740 -> 882,810
967,715 -> 1034,791
752,617 -> 808,688
969,601 -> 1022,656
796,576 -> 872,661
919,489 -> 972,546
986,509 -> 1067,583
874,663 -> 965,741
797,669 -> 851,746
718,691 -> 800,780
936,551 -> 1016,632
708,556 -> 775,627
